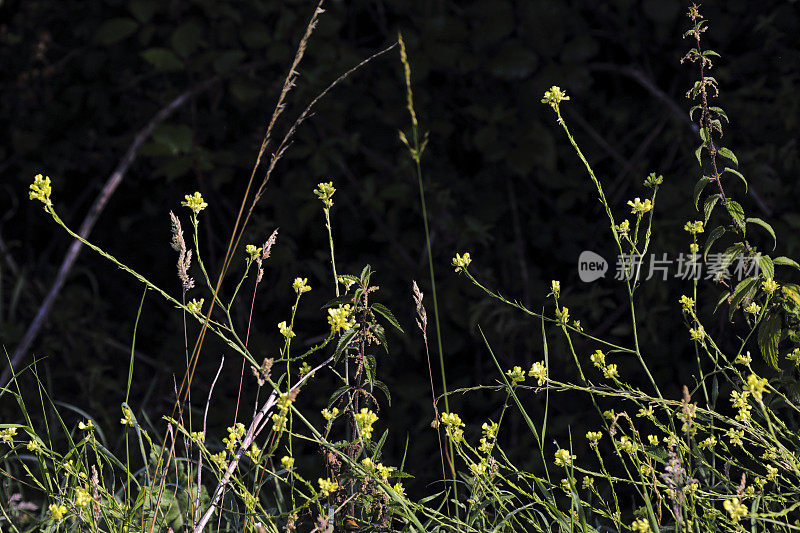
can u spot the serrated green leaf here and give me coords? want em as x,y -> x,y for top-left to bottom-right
746,217 -> 776,250
171,20 -> 202,58
373,323 -> 389,353
704,194 -> 720,224
722,167 -> 747,192
321,295 -> 353,310
759,255 -> 775,280
774,256 -> 800,271
360,265 -> 372,285
710,106 -> 728,122
693,177 -> 711,210
757,313 -> 781,370
729,276 -> 758,321
371,302 -> 404,334
717,147 -> 737,166
334,329 -> 357,360
725,200 -> 746,231
695,145 -> 703,166
141,48 -> 183,72
720,243 -> 746,274
372,379 -> 391,406
714,289 -> 731,313
704,226 -> 726,260
95,17 -> 139,45
703,50 -> 721,57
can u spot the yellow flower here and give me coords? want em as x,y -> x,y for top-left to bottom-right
735,351 -> 752,365
182,191 -> 208,214
744,302 -> 761,314
354,408 -> 378,440
679,295 -> 694,311
647,435 -> 659,446
78,420 -> 94,431
506,366 -> 526,384
318,477 -> 339,496
292,277 -> 311,294
743,373 -> 769,402
555,306 -> 569,324
618,436 -> 637,454
441,412 -> 465,442
30,174 -> 53,207
541,86 -> 570,110
337,275 -> 356,291
314,182 -> 336,208
627,197 -> 653,215
281,456 -> 295,470
554,448 -> 575,467
452,252 -> 472,272
393,482 -> 406,497
49,503 -> 68,520
246,244 -> 262,261
631,517 -> 651,532
528,361 -> 547,385
327,305 -> 356,333
684,221 -> 704,234
187,298 -> 204,314
602,364 -> 619,379
74,487 -> 91,507
0,427 -> 18,444
586,431 -> 602,446
278,321 -> 295,339
689,325 -> 705,341
689,242 -> 699,254
590,350 -> 606,367
322,407 -> 339,421
616,219 -> 630,237
723,498 -> 747,521
120,407 -> 134,427
551,280 -> 560,297
762,277 -> 779,294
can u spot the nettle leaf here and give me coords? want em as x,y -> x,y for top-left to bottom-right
720,243 -> 746,273
704,194 -> 720,224
693,176 -> 711,210
718,147 -> 738,166
722,167 -> 747,192
729,276 -> 759,321
725,200 -> 746,231
774,256 -> 800,271
704,226 -> 726,260
746,217 -> 776,250
695,144 -> 704,166
95,17 -> 139,45
757,312 -> 781,370
710,106 -> 729,122
714,289 -> 731,313
759,255 -> 775,280
141,48 -> 183,72
371,302 -> 404,334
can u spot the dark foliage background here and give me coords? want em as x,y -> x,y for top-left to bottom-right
2,0 -> 799,495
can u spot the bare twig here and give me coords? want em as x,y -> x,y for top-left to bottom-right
193,356 -> 225,527
192,354 -> 334,533
2,76 -> 220,387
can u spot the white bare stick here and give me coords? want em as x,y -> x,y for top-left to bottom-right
2,76 -> 220,387
192,354 -> 333,533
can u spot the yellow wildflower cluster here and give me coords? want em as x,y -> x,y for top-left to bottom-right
223,423 -> 245,452
689,325 -> 705,342
272,391 -> 294,432
762,277 -> 779,294
211,451 -> 227,469
590,350 -> 618,380
699,436 -> 717,449
616,219 -> 630,237
631,518 -> 651,532
314,182 -> 336,208
618,436 -> 637,455
735,351 -> 752,365
505,366 -> 525,384
182,191 -> 208,214
586,431 -> 602,447
441,412 -> 465,442
361,457 -> 393,481
684,220 -> 704,234
120,407 -> 134,427
551,280 -> 560,298
245,244 -> 262,261
281,456 -> 295,470
554,448 -> 575,467
49,503 -> 68,520
322,407 -> 339,421
723,498 -> 747,521
541,86 -> 570,110
292,277 -> 311,294
452,252 -> 472,272
327,304 -> 356,333
354,408 -> 379,440
679,295 -> 694,312
744,302 -> 761,314
318,477 -> 339,497
478,421 -> 498,454
187,298 -> 204,314
555,306 -> 570,324
528,361 -> 547,385
337,275 -> 356,291
30,174 -> 53,207
627,197 -> 653,215
0,427 -> 17,445
743,373 -> 769,403
727,428 -> 744,447
74,487 -> 91,507
278,321 -> 295,339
